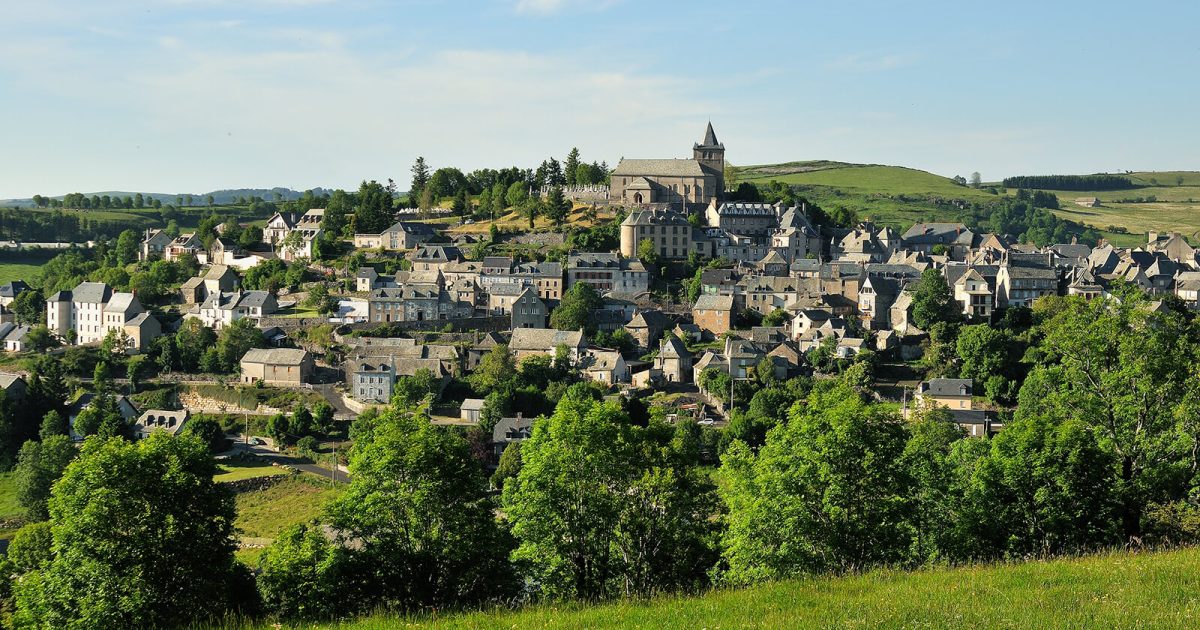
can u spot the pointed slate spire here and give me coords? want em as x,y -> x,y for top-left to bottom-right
701,121 -> 719,146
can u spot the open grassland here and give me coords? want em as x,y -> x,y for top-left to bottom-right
740,161 -> 997,199
0,472 -> 23,521
738,161 -> 999,230
0,472 -> 26,541
247,547 -> 1200,629
233,475 -> 343,566
234,475 -> 342,541
741,161 -> 1200,242
1048,174 -> 1200,236
214,458 -> 290,483
0,262 -> 46,285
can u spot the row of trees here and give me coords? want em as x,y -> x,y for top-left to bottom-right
1001,174 -> 1135,191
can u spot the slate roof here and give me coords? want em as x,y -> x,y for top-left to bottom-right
241,348 -> 309,365
0,373 -> 25,390
72,282 -> 112,304
237,291 -> 275,309
103,292 -> 139,314
492,415 -> 534,444
612,158 -> 707,177
693,294 -> 734,311
570,252 -> 620,268
918,378 -> 973,397
660,335 -> 689,358
0,281 -> 29,299
509,328 -> 584,351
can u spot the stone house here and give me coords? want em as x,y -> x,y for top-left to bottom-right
140,229 -> 174,261
692,294 -> 734,337
581,349 -> 629,385
511,287 -> 548,329
655,335 -> 692,383
566,252 -> 649,295
996,252 -> 1058,308
240,348 -> 315,387
619,207 -> 693,259
509,328 -> 585,362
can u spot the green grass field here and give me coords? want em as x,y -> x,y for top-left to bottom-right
253,547 -> 1200,629
214,458 -> 289,483
234,475 -> 343,566
0,471 -> 23,521
738,161 -> 1200,243
0,263 -> 45,285
234,475 -> 342,541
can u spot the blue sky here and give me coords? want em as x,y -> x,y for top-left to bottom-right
1,0 -> 1197,198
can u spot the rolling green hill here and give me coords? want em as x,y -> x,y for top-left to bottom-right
737,161 -> 1200,245
259,547 -> 1200,628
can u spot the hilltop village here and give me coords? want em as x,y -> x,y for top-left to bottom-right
4,124 -> 1200,626
0,124 -> 1196,449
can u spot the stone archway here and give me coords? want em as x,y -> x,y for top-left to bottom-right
633,192 -> 643,204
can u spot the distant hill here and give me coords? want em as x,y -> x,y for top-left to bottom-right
0,187 -> 334,208
737,161 -> 1200,245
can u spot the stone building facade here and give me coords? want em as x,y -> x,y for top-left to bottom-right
609,123 -> 725,210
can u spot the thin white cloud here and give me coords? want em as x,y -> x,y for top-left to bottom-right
513,0 -> 622,16
827,52 -> 919,72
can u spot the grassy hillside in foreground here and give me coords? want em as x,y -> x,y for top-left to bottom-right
245,547 -> 1200,629
737,161 -> 1200,246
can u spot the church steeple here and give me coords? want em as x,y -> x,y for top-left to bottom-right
700,121 -> 721,148
693,121 -> 726,200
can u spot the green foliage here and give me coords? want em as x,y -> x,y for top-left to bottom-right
215,317 -> 268,373
175,317 -> 218,372
470,344 -> 517,395
1016,294 -> 1198,540
8,521 -> 53,573
393,368 -> 440,407
14,435 -> 77,521
490,441 -> 522,490
1002,174 -> 1135,191
761,308 -> 789,328
15,434 -> 253,628
550,282 -> 602,334
503,389 -> 719,600
324,406 -> 517,613
719,383 -> 913,584
184,416 -> 228,454
12,289 -> 46,326
911,268 -> 961,331
256,523 -> 345,621
543,186 -> 571,228
354,180 -> 396,235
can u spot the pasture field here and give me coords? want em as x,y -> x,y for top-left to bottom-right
249,547 -> 1200,629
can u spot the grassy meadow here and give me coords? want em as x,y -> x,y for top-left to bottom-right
233,475 -> 343,565
214,458 -> 290,483
739,161 -> 1200,244
242,547 -> 1200,629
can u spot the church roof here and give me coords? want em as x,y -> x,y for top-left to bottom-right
612,159 -> 708,178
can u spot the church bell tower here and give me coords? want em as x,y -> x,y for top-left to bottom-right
693,121 -> 726,191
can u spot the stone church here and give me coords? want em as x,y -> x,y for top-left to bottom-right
609,123 -> 726,210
